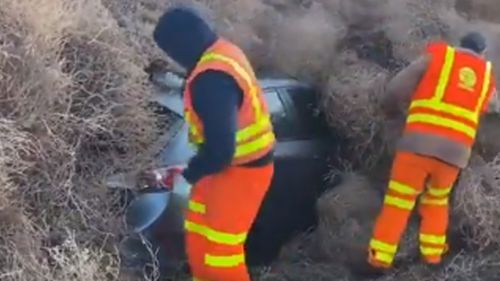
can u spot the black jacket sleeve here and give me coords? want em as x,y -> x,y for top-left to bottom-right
182,70 -> 243,184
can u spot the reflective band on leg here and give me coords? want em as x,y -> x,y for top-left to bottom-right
184,220 -> 248,245
205,253 -> 245,268
420,197 -> 448,206
420,233 -> 446,245
189,200 -> 206,214
384,195 -> 416,210
420,246 -> 446,256
374,251 -> 395,264
193,277 -> 207,281
370,239 -> 398,253
427,186 -> 452,197
388,180 -> 419,195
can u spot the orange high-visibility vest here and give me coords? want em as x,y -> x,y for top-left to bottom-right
183,38 -> 275,165
404,41 -> 495,149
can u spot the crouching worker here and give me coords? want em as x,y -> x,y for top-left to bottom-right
367,32 -> 498,272
153,5 -> 275,281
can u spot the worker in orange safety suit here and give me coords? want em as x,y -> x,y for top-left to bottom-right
153,5 -> 275,281
367,31 -> 499,273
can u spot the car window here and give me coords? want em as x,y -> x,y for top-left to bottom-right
265,89 -> 285,115
263,89 -> 296,141
281,87 -> 331,139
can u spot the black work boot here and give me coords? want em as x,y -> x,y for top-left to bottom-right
353,265 -> 387,279
421,244 -> 451,271
349,255 -> 389,279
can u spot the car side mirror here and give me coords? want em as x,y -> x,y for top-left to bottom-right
126,189 -> 171,233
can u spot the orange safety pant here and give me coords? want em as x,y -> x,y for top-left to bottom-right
368,151 -> 460,268
184,164 -> 274,281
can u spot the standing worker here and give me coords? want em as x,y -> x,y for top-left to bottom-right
367,31 -> 498,272
153,5 -> 275,281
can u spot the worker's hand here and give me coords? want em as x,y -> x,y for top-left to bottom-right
137,170 -> 161,188
161,165 -> 185,189
138,165 -> 186,190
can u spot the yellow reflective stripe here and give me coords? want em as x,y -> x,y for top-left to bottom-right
188,200 -> 206,214
199,53 -> 253,88
251,87 -> 262,119
199,52 -> 262,119
407,113 -> 475,138
420,246 -> 446,256
408,48 -> 492,125
184,221 -> 247,245
193,278 -> 207,281
194,52 -> 271,147
190,111 -> 272,145
234,131 -> 275,158
476,61 -> 493,113
435,46 -> 456,101
420,233 -> 446,245
236,116 -> 272,142
191,121 -> 275,155
420,197 -> 448,206
205,253 -> 245,268
374,251 -> 394,264
186,112 -> 202,142
370,239 -> 397,253
384,195 -> 415,210
388,180 -> 418,195
427,186 -> 452,197
409,100 -> 476,122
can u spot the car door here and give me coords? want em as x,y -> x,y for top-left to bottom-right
268,85 -> 332,190
274,86 -> 331,160
245,86 -> 333,266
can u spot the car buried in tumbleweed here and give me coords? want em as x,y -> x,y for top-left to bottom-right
108,69 -> 340,275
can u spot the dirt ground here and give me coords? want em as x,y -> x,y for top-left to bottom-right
1,0 -> 500,280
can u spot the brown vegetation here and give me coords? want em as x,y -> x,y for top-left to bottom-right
3,0 -> 500,280
0,0 -> 158,279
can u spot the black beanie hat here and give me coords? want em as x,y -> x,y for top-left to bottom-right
153,5 -> 217,70
460,31 -> 487,54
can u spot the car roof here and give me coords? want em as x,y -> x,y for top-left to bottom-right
259,78 -> 311,90
152,77 -> 312,116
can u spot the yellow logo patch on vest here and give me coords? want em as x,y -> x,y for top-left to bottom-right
458,67 -> 477,92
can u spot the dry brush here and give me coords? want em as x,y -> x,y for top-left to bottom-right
0,0 -> 159,280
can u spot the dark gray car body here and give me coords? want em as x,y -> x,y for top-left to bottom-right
152,77 -> 335,264
153,78 -> 332,166
121,76 -> 337,275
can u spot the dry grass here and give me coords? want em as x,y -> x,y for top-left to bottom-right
4,0 -> 500,280
253,1 -> 346,81
0,0 -> 158,279
455,0 -> 500,23
308,174 -> 382,263
452,153 -> 500,251
320,53 -> 389,170
377,250 -> 500,281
